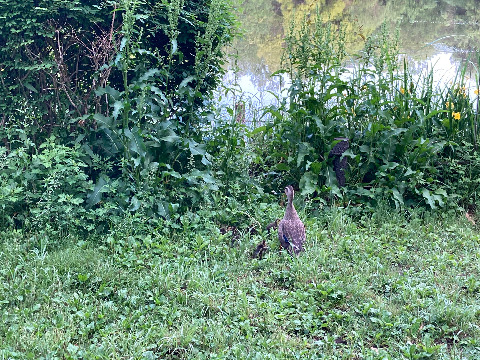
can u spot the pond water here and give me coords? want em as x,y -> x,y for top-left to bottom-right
222,0 -> 480,111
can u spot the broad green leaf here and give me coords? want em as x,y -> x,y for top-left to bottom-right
157,201 -> 169,218
300,171 -> 318,196
187,139 -> 206,156
160,134 -> 180,143
201,153 -> 212,166
248,126 -> 266,136
113,100 -> 124,119
24,83 -> 37,93
274,163 -> 290,171
359,145 -> 370,153
424,109 -> 448,120
95,86 -> 121,100
264,108 -> 283,121
119,37 -> 127,51
324,167 -> 337,188
86,175 -> 109,208
314,115 -> 326,132
433,194 -> 444,208
297,142 -> 311,167
163,169 -> 181,179
316,155 -> 329,170
157,201 -> 179,219
150,86 -> 167,101
391,187 -> 404,208
101,128 -> 122,153
124,127 -> 146,157
129,196 -> 141,212
341,149 -> 356,160
433,188 -> 447,207
421,188 -> 436,209
179,76 -> 195,89
404,167 -> 416,176
139,68 -> 160,82
379,162 -> 399,171
189,169 -> 218,189
93,113 -> 114,128
171,39 -> 178,55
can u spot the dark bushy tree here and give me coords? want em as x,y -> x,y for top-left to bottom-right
0,0 -> 236,225
0,0 -> 234,139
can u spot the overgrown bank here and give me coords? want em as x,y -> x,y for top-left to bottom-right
1,3 -> 480,234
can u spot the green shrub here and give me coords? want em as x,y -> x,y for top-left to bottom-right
0,137 -> 93,231
251,16 -> 479,211
0,0 -> 237,225
437,141 -> 480,210
0,0 -> 235,135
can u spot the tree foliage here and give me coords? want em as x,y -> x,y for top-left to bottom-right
0,0 -> 236,228
0,0 -> 234,134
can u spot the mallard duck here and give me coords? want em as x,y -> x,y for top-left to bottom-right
278,185 -> 305,255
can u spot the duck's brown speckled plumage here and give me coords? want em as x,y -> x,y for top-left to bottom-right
278,186 -> 305,255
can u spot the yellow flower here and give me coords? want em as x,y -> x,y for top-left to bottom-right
452,112 -> 461,120
400,87 -> 405,94
475,89 -> 479,95
445,101 -> 453,110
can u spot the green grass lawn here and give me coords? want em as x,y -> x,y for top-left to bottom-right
1,208 -> 479,359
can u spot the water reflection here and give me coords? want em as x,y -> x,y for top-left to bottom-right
225,0 -> 480,106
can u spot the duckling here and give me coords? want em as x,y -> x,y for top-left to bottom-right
266,219 -> 280,233
252,239 -> 268,259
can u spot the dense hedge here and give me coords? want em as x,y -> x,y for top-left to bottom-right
0,0 -> 234,135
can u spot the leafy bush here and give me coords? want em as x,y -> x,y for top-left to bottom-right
0,137 -> 93,231
437,141 -> 480,210
252,16 -> 480,211
0,0 -> 237,224
0,0 -> 235,134
79,0 -> 235,217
